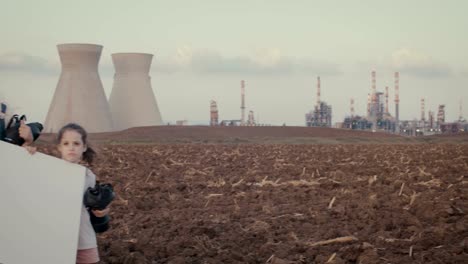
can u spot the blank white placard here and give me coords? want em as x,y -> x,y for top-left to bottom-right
0,141 -> 85,264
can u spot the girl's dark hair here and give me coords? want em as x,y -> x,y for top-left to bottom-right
57,123 -> 96,164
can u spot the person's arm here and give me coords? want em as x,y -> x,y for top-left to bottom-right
19,120 -> 34,146
19,120 -> 37,154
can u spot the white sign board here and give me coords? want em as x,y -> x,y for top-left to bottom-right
0,141 -> 85,264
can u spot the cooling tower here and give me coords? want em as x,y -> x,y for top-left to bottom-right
44,43 -> 113,132
108,53 -> 163,130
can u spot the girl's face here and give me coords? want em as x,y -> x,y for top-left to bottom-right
57,130 -> 87,163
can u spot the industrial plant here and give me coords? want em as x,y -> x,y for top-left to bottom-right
42,43 -> 465,136
341,71 -> 467,135
210,80 -> 258,127
44,44 -> 113,133
44,44 -> 163,133
109,53 -> 163,131
341,71 -> 398,133
305,77 -> 333,127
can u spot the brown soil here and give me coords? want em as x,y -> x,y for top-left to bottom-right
38,126 -> 411,145
36,127 -> 467,263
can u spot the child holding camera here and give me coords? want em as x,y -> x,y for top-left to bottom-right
57,123 -> 111,264
30,123 -> 111,264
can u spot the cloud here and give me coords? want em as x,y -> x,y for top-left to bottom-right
390,48 -> 452,78
0,53 -> 58,75
0,48 -> 342,77
153,47 -> 342,76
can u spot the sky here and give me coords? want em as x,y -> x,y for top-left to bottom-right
1,0 -> 467,126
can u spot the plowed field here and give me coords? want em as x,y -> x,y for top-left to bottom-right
36,127 -> 467,263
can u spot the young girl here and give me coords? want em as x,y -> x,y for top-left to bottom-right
55,123 -> 110,264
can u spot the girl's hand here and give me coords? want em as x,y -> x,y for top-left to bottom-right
23,145 -> 37,155
92,207 -> 110,217
19,120 -> 34,146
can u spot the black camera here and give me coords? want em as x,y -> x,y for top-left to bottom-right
1,113 -> 43,146
84,182 -> 115,233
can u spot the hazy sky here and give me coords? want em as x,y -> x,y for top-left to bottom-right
1,0 -> 467,126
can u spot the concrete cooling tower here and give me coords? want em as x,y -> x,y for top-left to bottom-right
108,53 -> 163,131
44,43 -> 113,133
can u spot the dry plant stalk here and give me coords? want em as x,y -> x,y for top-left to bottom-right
206,193 -> 223,198
207,178 -> 226,187
123,182 -> 132,191
399,182 -> 405,196
417,166 -> 431,176
117,195 -> 128,206
409,245 -> 413,257
186,167 -> 208,176
329,179 -> 342,184
378,235 -> 414,243
232,178 -> 244,187
415,178 -> 442,188
328,196 -> 336,209
300,167 -> 306,177
326,253 -> 336,263
266,254 -> 275,263
409,191 -> 418,206
144,169 -> 155,183
288,179 -> 319,186
168,158 -> 184,166
308,236 -> 358,247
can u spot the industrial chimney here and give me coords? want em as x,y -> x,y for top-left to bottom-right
44,43 -> 113,132
394,72 -> 400,129
210,100 -> 219,126
241,80 -> 246,126
109,53 -> 163,130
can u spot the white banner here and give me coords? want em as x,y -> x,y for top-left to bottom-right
0,141 -> 85,264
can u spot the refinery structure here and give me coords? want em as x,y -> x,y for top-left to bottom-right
341,71 -> 398,132
341,71 -> 467,135
42,43 -> 465,135
305,77 -> 333,127
207,72 -> 466,135
210,80 -> 258,127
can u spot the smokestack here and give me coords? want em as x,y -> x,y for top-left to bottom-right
248,110 -> 255,126
421,98 -> 425,122
109,53 -> 163,130
385,86 -> 389,115
241,80 -> 246,125
371,71 -> 377,129
428,111 -> 434,128
437,104 -> 445,125
44,43 -> 113,132
394,72 -> 400,128
317,76 -> 321,107
350,98 -> 355,118
367,93 -> 371,118
372,71 -> 377,96
210,100 -> 218,126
